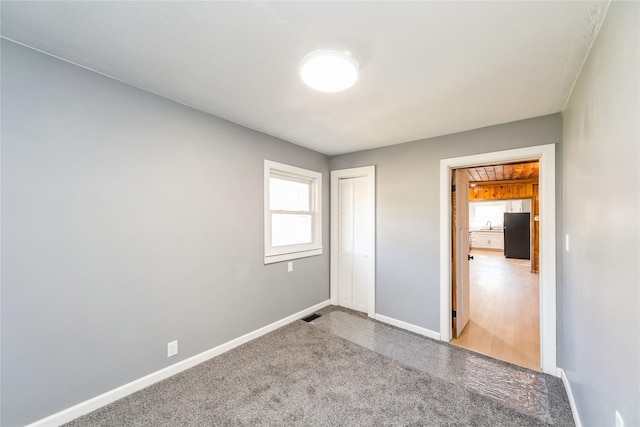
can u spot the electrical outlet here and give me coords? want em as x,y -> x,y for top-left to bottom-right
167,340 -> 178,357
287,262 -> 293,272
615,410 -> 624,427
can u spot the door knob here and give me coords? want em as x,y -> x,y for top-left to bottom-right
468,254 -> 474,260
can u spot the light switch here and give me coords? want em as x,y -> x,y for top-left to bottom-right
565,234 -> 570,252
287,262 -> 293,272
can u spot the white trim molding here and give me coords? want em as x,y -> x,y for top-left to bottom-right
264,160 -> 323,264
439,144 -> 557,375
26,300 -> 331,427
330,166 -> 376,318
559,368 -> 583,427
375,313 -> 441,340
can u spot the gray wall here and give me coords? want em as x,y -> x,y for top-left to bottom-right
1,40 -> 329,426
329,114 -> 562,331
6,7 -> 635,423
561,2 -> 639,426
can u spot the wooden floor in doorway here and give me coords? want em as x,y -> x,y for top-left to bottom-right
451,249 -> 540,371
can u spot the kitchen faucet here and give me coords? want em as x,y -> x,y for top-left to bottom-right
486,220 -> 492,230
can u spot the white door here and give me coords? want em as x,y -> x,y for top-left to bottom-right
454,169 -> 471,337
331,166 -> 375,317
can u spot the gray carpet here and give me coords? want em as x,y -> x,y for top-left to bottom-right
65,316 -> 573,426
310,308 -> 573,425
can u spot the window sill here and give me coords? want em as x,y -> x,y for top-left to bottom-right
264,248 -> 323,264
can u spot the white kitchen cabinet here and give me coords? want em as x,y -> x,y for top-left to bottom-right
471,231 -> 504,250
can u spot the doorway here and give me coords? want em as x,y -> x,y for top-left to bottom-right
451,192 -> 540,371
330,166 -> 376,318
452,170 -> 541,369
439,144 -> 557,375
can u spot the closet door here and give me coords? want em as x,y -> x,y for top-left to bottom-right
338,176 -> 372,313
331,166 -> 375,317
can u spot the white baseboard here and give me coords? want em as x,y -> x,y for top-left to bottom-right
559,368 -> 582,427
26,300 -> 331,427
374,313 -> 441,340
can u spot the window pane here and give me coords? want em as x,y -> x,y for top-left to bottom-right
272,214 -> 312,246
270,177 -> 310,211
470,201 -> 507,229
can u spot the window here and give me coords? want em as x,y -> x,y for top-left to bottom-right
471,202 -> 507,230
264,160 -> 322,264
469,199 -> 531,230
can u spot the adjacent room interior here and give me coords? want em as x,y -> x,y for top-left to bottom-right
451,163 -> 542,371
1,2 -> 638,426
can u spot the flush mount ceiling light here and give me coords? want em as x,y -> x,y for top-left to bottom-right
300,49 -> 359,93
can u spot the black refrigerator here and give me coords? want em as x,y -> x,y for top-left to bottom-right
503,213 -> 530,259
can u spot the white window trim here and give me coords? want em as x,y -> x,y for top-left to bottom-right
264,160 -> 322,264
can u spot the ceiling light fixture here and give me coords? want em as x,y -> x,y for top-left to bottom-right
300,49 -> 359,93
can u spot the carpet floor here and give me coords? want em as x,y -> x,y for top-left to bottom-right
66,310 -> 574,426
310,307 -> 573,425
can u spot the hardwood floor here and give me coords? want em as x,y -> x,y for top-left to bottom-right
451,249 -> 540,371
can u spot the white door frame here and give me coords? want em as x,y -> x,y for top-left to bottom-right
439,144 -> 557,375
331,166 -> 376,318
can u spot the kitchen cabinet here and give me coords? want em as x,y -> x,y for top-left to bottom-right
470,231 -> 504,250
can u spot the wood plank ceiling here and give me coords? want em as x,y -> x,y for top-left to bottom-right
462,161 -> 539,183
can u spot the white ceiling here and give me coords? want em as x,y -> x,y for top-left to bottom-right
1,1 -> 608,156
